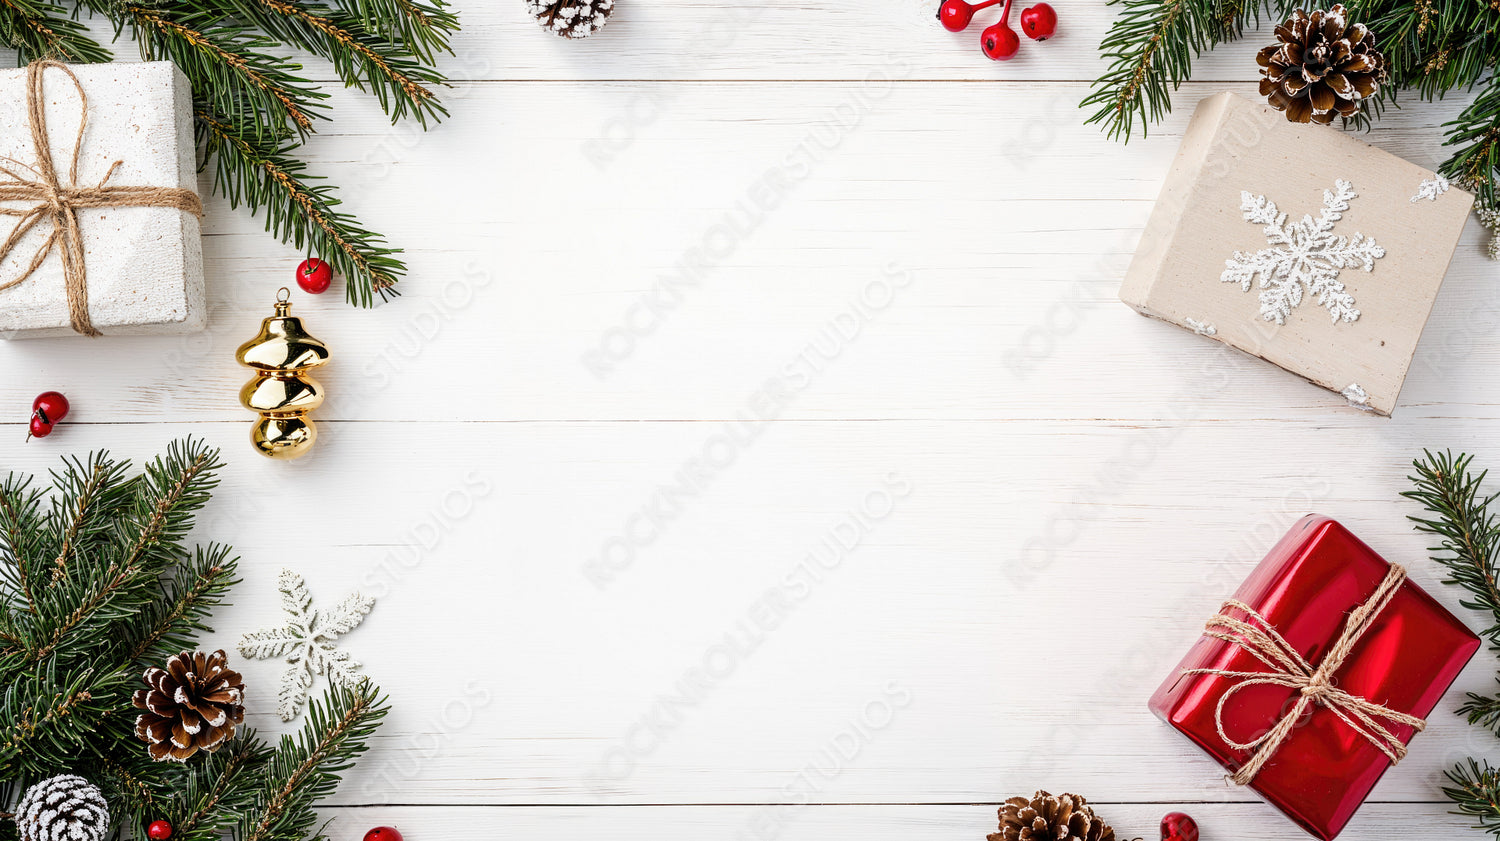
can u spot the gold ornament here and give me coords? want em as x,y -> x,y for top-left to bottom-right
235,288 -> 329,460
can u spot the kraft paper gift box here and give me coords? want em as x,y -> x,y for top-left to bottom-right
0,61 -> 204,339
1120,92 -> 1473,415
1149,515 -> 1480,840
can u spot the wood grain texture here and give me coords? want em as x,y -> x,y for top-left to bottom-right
2,4 -> 1498,840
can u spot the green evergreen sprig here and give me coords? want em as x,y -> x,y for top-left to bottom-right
0,440 -> 388,841
211,0 -> 449,126
1082,0 -> 1264,140
1404,450 -> 1500,642
0,0 -> 457,306
1405,451 -> 1500,835
332,0 -> 458,62
1444,759 -> 1500,838
239,682 -> 387,841
0,0 -> 112,64
196,106 -> 404,304
1087,0 -> 1500,206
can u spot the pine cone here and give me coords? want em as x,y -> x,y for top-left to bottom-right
1257,5 -> 1385,124
133,649 -> 246,762
988,791 -> 1117,841
14,775 -> 109,841
525,0 -> 614,38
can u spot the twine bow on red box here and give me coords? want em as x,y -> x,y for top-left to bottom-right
1183,564 -> 1427,785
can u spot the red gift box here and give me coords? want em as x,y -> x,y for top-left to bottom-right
1149,515 -> 1480,840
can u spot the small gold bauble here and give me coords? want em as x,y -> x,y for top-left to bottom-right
236,288 -> 329,460
250,416 -> 316,460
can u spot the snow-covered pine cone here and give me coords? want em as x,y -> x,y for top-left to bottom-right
1257,5 -> 1385,124
133,649 -> 246,762
526,0 -> 614,38
988,791 -> 1118,841
14,775 -> 109,841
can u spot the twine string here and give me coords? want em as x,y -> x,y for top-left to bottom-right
0,60 -> 202,336
1183,564 -> 1425,785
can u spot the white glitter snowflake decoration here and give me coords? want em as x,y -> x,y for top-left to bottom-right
238,569 -> 375,721
1410,175 -> 1450,203
1221,179 -> 1385,325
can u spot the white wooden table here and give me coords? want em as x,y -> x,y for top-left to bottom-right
4,2 -> 1500,838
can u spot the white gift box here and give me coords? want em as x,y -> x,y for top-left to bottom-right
0,61 -> 204,339
1120,92 -> 1473,416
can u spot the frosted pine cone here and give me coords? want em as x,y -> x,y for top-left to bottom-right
1257,5 -> 1385,124
133,649 -> 245,762
526,0 -> 614,38
14,775 -> 109,841
989,791 -> 1118,841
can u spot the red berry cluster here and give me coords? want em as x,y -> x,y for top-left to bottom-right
938,0 -> 1056,60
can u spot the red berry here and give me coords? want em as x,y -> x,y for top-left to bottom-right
32,391 -> 68,424
296,258 -> 333,295
981,21 -> 1021,59
28,414 -> 53,440
1020,2 -> 1057,39
364,828 -> 403,841
938,0 -> 1003,31
938,0 -> 974,30
1160,812 -> 1199,841
147,820 -> 173,840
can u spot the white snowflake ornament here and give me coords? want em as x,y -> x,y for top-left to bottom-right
1185,317 -> 1217,336
1410,175 -> 1450,203
1221,179 -> 1385,325
238,568 -> 375,721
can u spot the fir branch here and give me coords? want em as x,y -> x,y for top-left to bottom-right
44,452 -> 131,588
330,0 -> 457,63
0,0 -> 112,63
121,544 -> 239,667
239,681 -> 388,841
171,738 -> 274,841
1441,81 -> 1500,209
1406,452 -> 1500,834
28,439 -> 220,664
0,662 -> 125,777
216,0 -> 448,126
1445,758 -> 1500,837
0,473 -> 46,619
93,751 -> 172,829
1082,0 -> 1252,140
0,441 -> 386,840
108,2 -> 327,134
118,438 -> 220,571
1403,450 -> 1500,642
197,107 -> 402,305
1459,685 -> 1500,736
